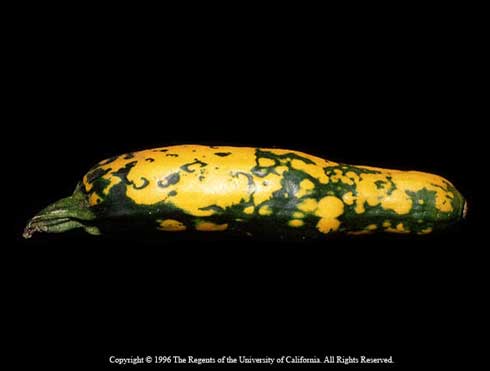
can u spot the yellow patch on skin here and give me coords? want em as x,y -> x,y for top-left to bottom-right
316,196 -> 344,219
329,169 -> 341,183
275,165 -> 289,173
195,221 -> 228,231
354,201 -> 366,214
330,169 -> 355,185
295,179 -> 315,198
288,219 -> 304,227
158,219 -> 186,231
291,159 -> 329,184
355,173 -> 388,211
418,227 -> 433,234
317,218 -> 341,234
348,223 -> 377,235
83,179 -> 94,192
435,193 -> 453,212
385,222 -> 410,234
383,221 -> 391,228
243,206 -> 254,214
381,189 -> 412,215
258,157 -> 275,167
345,171 -> 360,183
297,198 -> 318,213
315,196 -> 344,234
258,205 -> 273,216
418,199 -> 424,205
292,211 -> 305,218
89,193 -> 102,205
342,192 -> 355,205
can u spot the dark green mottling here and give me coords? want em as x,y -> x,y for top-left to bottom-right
47,149 -> 466,238
180,159 -> 208,173
157,173 -> 180,188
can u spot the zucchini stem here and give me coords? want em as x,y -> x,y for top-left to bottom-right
23,183 -> 99,239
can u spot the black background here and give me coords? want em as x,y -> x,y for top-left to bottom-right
8,5 -> 483,370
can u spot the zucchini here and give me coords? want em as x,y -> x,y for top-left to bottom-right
23,145 -> 466,238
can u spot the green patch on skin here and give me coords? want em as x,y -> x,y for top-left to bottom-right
86,167 -> 111,183
405,188 -> 439,219
157,173 -> 180,188
324,163 -> 381,177
198,204 -> 225,214
385,176 -> 397,195
406,187 -> 463,224
85,161 -> 142,201
251,148 -> 321,178
430,181 -> 451,193
180,159 -> 207,173
112,161 -> 138,180
85,174 -> 111,200
255,148 -> 316,165
373,177 -> 397,195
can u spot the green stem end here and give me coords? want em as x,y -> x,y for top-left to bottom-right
23,183 -> 100,239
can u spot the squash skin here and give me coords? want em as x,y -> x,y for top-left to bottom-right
24,145 -> 466,238
83,145 -> 464,236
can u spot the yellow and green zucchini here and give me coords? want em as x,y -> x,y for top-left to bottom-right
23,145 -> 467,238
